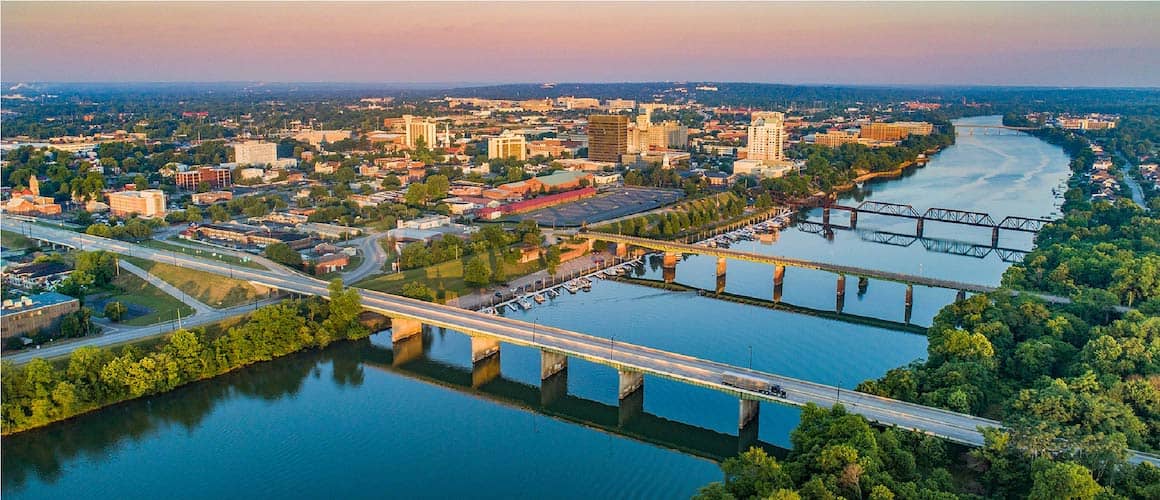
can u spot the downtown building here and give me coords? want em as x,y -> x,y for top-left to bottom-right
175,166 -> 233,190
403,115 -> 438,148
233,141 -> 278,166
107,189 -> 167,218
587,115 -> 629,163
747,111 -> 787,162
487,130 -> 527,160
860,122 -> 934,141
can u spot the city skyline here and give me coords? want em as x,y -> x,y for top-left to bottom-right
2,2 -> 1158,87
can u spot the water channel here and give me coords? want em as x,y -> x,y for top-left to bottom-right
2,116 -> 1071,499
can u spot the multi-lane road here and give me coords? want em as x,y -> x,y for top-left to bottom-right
8,221 -> 1158,466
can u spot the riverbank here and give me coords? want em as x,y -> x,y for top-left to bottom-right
1,288 -> 373,436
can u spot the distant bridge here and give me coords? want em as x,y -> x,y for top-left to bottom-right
954,124 -> 1041,136
823,200 -> 1053,246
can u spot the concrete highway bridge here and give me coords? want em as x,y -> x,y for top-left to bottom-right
14,222 -> 1159,467
954,124 -> 1042,136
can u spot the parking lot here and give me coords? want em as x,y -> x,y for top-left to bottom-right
510,187 -> 684,227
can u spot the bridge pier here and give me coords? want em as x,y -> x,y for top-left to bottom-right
916,219 -> 925,238
822,207 -> 831,226
614,242 -> 628,258
904,284 -> 914,324
773,265 -> 785,303
991,227 -> 1000,248
471,336 -> 501,388
541,350 -> 569,406
618,369 -> 644,426
391,317 -> 424,342
836,275 -> 847,313
663,252 -> 679,283
392,331 -> 424,367
715,257 -> 727,293
738,398 -> 760,452
857,277 -> 869,297
849,210 -> 858,229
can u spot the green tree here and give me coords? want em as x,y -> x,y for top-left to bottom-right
1029,461 -> 1102,500
426,174 -> 450,200
104,301 -> 127,322
264,242 -> 303,268
464,256 -> 492,288
405,183 -> 428,207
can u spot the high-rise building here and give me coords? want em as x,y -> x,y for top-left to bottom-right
487,131 -> 527,160
108,189 -> 166,218
859,122 -> 934,141
747,112 -> 786,162
233,141 -> 278,166
403,115 -> 438,148
587,115 -> 629,163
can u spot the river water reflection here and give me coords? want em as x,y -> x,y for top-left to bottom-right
2,116 -> 1070,499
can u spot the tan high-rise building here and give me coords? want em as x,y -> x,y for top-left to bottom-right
587,115 -> 629,163
487,131 -> 527,160
233,141 -> 278,165
747,112 -> 786,162
108,189 -> 166,218
859,122 -> 934,141
403,115 -> 438,148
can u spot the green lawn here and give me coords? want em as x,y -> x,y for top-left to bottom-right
139,239 -> 264,269
123,256 -> 268,308
90,272 -> 196,326
0,230 -> 35,250
354,254 -> 545,302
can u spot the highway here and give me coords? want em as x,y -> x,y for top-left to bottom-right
10,222 -> 1159,467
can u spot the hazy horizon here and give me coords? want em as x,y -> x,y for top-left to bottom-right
3,2 -> 1158,87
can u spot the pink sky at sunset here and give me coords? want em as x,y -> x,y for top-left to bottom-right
2,2 -> 1157,86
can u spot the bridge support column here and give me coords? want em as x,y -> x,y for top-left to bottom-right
849,210 -> 858,229
391,317 -> 423,342
738,399 -> 760,453
471,336 -> 501,388
857,277 -> 869,297
392,331 -> 424,367
773,265 -> 785,303
822,207 -> 831,226
541,350 -> 568,380
614,242 -> 628,258
991,227 -> 1000,248
663,252 -> 679,284
716,257 -> 727,293
904,285 -> 914,324
541,350 -> 569,406
916,219 -> 925,238
836,275 -> 847,313
618,369 -> 644,426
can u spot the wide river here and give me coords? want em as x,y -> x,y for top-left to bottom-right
2,116 -> 1070,499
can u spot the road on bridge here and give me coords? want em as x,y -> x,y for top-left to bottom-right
9,222 -> 1157,467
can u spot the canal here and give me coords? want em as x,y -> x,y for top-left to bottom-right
2,116 -> 1071,499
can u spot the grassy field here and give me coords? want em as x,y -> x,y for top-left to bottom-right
123,256 -> 269,308
354,255 -> 544,301
1,230 -> 35,250
139,239 -> 264,269
88,272 -> 196,326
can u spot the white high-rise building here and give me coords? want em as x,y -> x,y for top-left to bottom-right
488,131 -> 527,160
233,141 -> 278,166
747,112 -> 786,162
403,115 -> 438,148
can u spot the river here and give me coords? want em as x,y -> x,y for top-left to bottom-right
1,116 -> 1072,499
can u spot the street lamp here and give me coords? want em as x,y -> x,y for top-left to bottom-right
748,345 -> 753,369
532,319 -> 538,344
609,336 -> 615,359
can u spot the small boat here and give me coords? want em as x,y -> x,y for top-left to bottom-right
565,282 -> 580,294
507,303 -> 519,313
533,294 -> 546,304
603,269 -> 616,277
519,298 -> 533,310
547,288 -> 560,298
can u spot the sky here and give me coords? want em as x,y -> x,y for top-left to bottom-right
2,2 -> 1158,87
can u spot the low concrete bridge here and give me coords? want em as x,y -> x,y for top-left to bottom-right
954,124 -> 1041,136
586,232 -> 994,323
14,221 -> 1158,467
